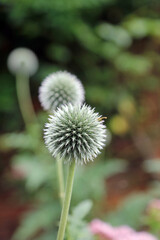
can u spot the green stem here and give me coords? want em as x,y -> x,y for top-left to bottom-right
16,72 -> 37,128
56,161 -> 76,240
57,156 -> 65,205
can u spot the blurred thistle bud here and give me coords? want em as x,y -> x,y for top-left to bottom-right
110,115 -> 129,136
39,71 -> 85,112
44,104 -> 106,165
7,47 -> 39,76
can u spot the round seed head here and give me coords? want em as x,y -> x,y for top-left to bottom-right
39,71 -> 85,112
7,47 -> 39,76
44,104 -> 106,165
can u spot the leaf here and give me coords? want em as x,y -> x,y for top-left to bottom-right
72,200 -> 93,220
73,159 -> 127,202
67,200 -> 94,240
143,159 -> 160,173
12,154 -> 55,191
12,203 -> 60,240
105,193 -> 152,228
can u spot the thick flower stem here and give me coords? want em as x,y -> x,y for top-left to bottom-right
57,156 -> 65,205
16,72 -> 37,128
56,161 -> 76,240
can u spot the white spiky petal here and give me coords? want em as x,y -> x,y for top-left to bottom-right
39,71 -> 85,112
44,104 -> 106,165
7,47 -> 39,76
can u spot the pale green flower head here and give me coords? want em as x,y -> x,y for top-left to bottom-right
44,104 -> 107,165
39,71 -> 84,112
7,47 -> 39,76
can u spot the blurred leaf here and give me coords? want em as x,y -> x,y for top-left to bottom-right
0,133 -> 35,151
46,44 -> 71,63
34,231 -> 57,240
0,122 -> 43,151
123,17 -> 149,38
12,153 -> 55,191
115,52 -> 152,75
73,159 -> 127,202
105,193 -> 152,228
12,203 -> 60,240
96,23 -> 132,48
124,17 -> 160,38
67,200 -> 94,240
143,159 -> 160,174
72,200 -> 93,220
100,42 -> 121,59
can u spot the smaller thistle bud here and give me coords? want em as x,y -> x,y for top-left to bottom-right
39,71 -> 85,112
7,47 -> 39,76
44,104 -> 106,165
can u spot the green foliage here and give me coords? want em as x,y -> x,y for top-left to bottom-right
12,203 -> 60,240
12,153 -> 55,191
105,193 -> 152,228
1,0 -> 160,130
73,159 -> 127,202
123,17 -> 160,38
71,200 -> 93,220
96,23 -> 132,48
115,53 -> 152,75
143,159 -> 160,174
67,200 -> 94,240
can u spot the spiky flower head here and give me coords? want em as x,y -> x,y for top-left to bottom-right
39,71 -> 85,112
44,104 -> 106,165
7,47 -> 39,76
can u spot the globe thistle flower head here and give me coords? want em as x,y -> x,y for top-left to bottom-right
39,71 -> 85,112
44,104 -> 106,165
7,47 -> 39,76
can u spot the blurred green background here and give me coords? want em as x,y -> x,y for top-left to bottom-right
0,0 -> 160,239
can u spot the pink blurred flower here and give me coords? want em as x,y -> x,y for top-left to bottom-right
89,219 -> 158,240
90,219 -> 115,239
113,225 -> 135,239
135,232 -> 159,240
115,231 -> 158,240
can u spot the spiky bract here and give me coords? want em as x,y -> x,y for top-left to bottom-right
44,104 -> 106,165
39,71 -> 84,112
7,47 -> 39,76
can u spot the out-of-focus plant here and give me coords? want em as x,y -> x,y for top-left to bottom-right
143,159 -> 160,177
39,71 -> 84,112
110,115 -> 130,136
105,193 -> 152,229
67,200 -> 94,240
7,48 -> 39,128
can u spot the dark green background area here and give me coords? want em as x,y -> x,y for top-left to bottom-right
1,0 -> 160,132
